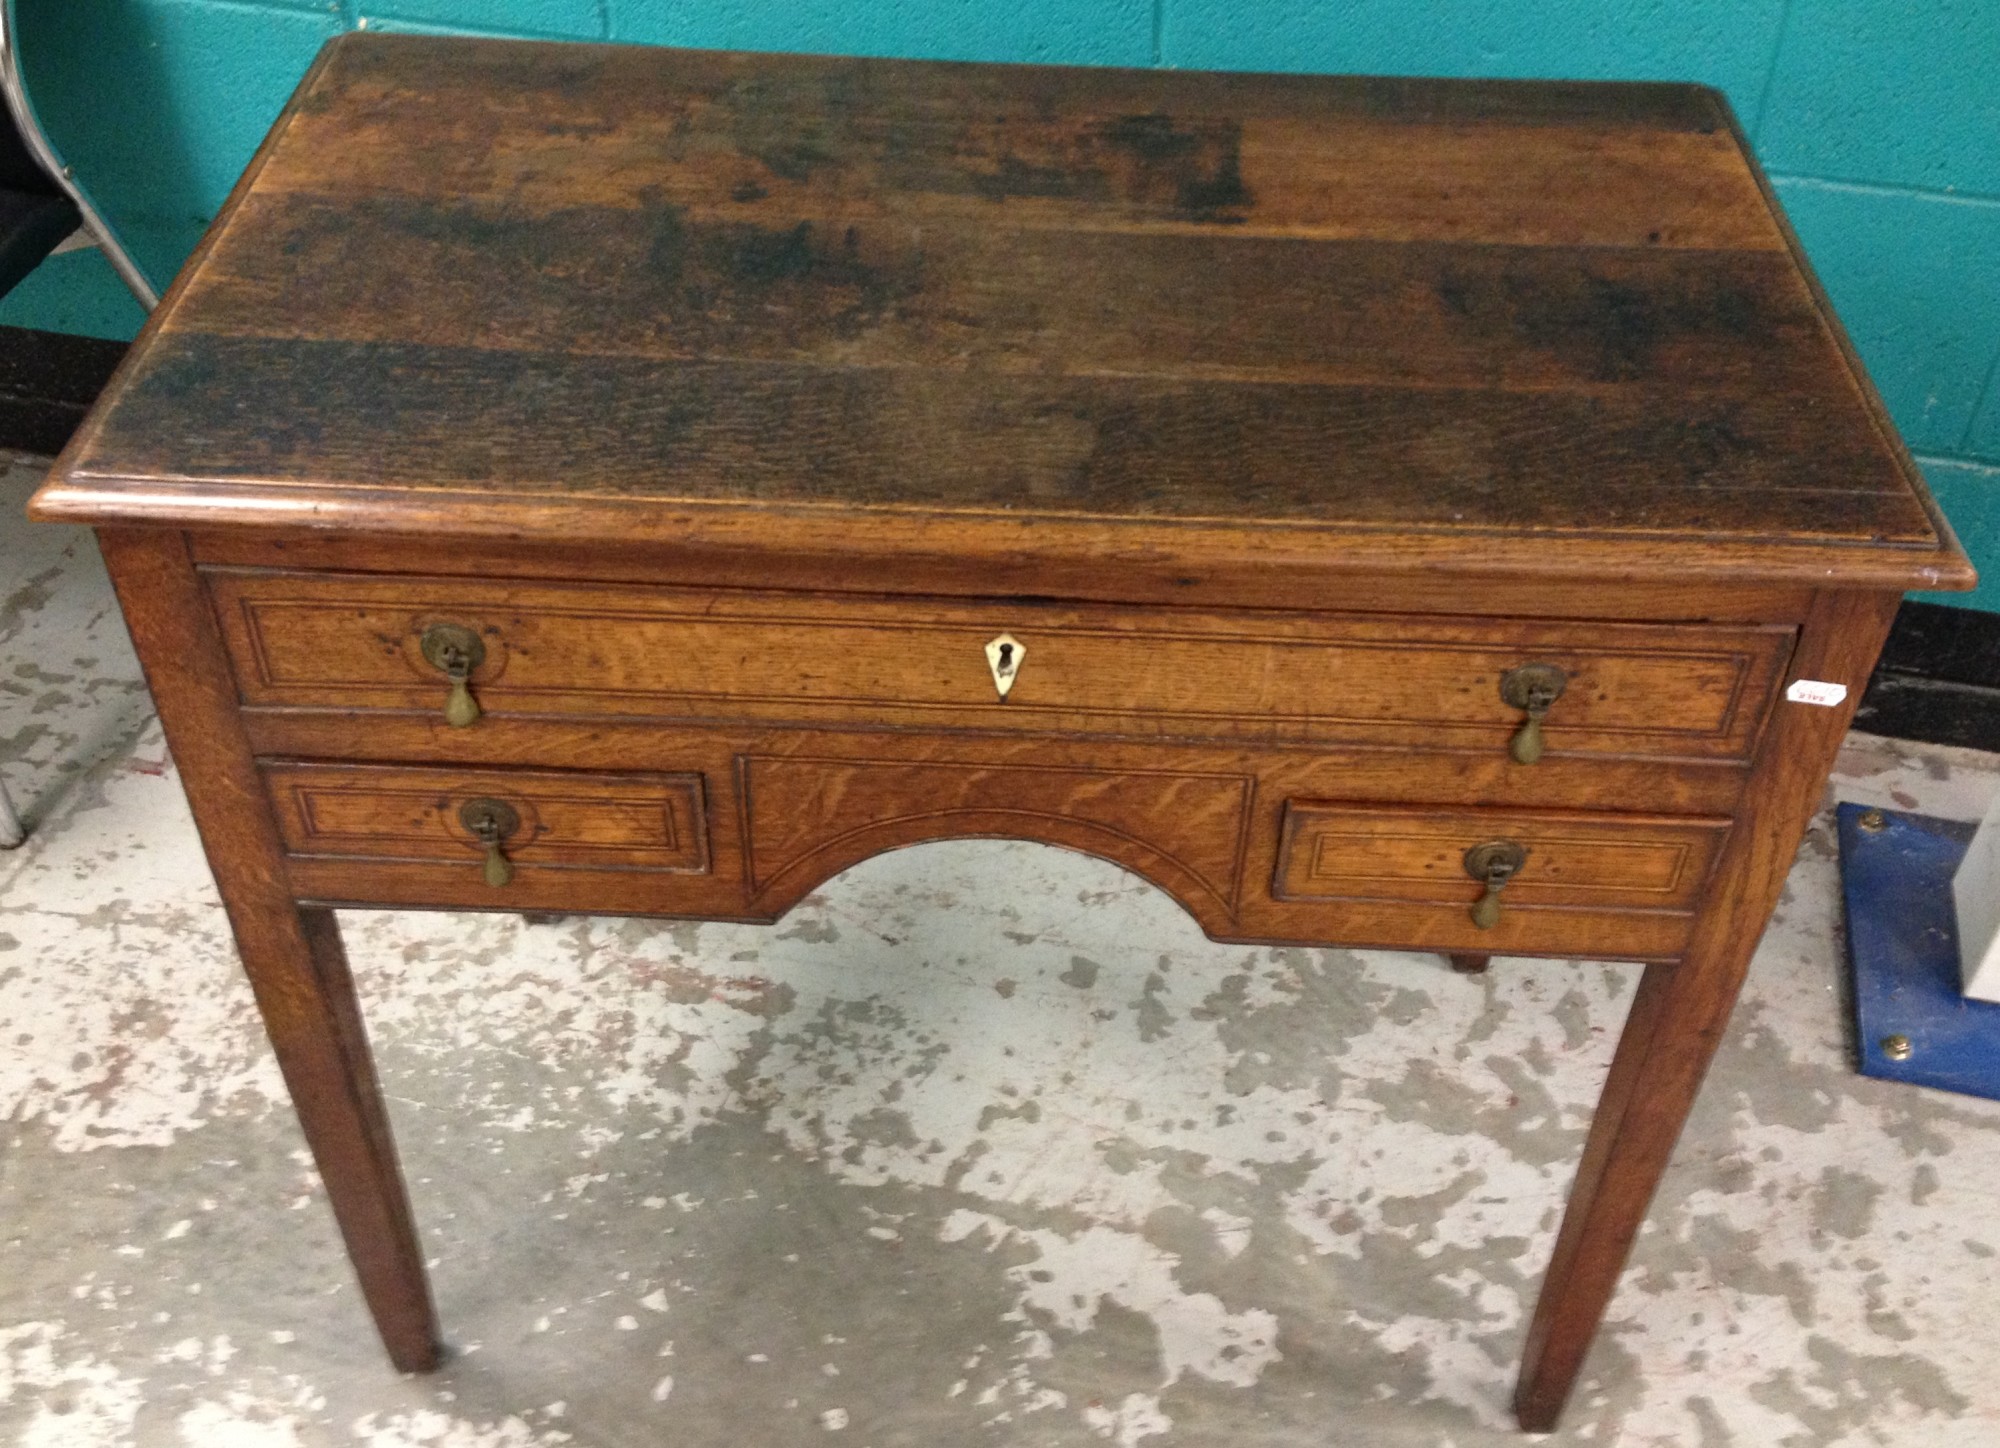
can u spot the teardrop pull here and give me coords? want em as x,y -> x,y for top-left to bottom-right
444,669 -> 481,728
420,623 -> 488,728
1499,663 -> 1568,765
1510,712 -> 1544,766
1463,839 -> 1527,930
458,798 -> 521,888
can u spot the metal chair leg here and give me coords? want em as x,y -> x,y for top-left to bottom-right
0,778 -> 24,848
0,1 -> 158,310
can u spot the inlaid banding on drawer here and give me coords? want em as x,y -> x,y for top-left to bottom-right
1274,802 -> 1727,913
266,762 -> 709,873
206,569 -> 1794,759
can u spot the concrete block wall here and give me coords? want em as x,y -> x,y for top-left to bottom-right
4,0 -> 1996,608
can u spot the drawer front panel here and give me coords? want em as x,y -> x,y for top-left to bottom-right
1262,801 -> 1730,959
208,570 -> 1793,759
266,763 -> 709,874
1277,803 -> 1726,912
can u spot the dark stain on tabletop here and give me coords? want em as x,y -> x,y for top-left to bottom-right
1434,256 -> 1800,384
723,73 -> 844,182
875,110 -> 1253,223
644,205 -> 922,342
1100,113 -> 1253,221
255,194 -> 924,352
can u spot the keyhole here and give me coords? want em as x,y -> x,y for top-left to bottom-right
984,633 -> 1025,700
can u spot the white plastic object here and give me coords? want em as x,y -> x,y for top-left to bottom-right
1950,788 -> 2000,1003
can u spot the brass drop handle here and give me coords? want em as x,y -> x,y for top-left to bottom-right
1464,839 -> 1527,930
458,798 -> 521,888
419,623 -> 487,728
1499,663 -> 1568,765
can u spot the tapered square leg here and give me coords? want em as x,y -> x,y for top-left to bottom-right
293,907 -> 439,1370
1514,962 -> 1708,1429
1511,590 -> 1898,1430
98,528 -> 440,1372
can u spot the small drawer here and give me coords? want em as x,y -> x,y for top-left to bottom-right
266,762 -> 710,911
205,570 -> 1793,761
1264,801 -> 1731,960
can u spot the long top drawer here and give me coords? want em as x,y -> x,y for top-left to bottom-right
205,569 -> 1793,759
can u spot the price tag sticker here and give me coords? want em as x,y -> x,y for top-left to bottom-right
1785,679 -> 1848,707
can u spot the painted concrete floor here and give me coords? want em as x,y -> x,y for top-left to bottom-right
5,456 -> 2000,1448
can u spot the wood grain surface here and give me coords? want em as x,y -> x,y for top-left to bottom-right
184,529 -> 1824,621
30,37 -> 1969,1434
740,752 -> 1252,923
203,569 -> 1794,759
1513,589 -> 1902,1429
1274,802 -> 1728,912
264,762 -> 709,872
29,35 -> 1973,593
93,529 -> 441,1372
235,713 -> 1759,823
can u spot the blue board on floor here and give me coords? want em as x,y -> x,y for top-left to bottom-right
1838,802 -> 2000,1101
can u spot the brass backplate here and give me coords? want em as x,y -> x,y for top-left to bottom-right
420,622 -> 486,675
457,797 -> 520,841
1463,839 -> 1527,882
1499,662 -> 1567,712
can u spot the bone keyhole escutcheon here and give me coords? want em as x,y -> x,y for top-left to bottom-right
985,634 -> 1025,700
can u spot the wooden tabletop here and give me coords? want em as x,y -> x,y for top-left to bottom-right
34,35 -> 1973,590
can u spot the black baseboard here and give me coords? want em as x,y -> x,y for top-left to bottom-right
1857,600 -> 2000,753
1855,671 -> 2000,752
2,321 -> 1995,753
0,323 -> 127,456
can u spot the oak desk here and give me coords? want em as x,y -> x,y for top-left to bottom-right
31,35 -> 1973,1431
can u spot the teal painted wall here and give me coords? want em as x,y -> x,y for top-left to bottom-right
5,1 -> 1997,606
